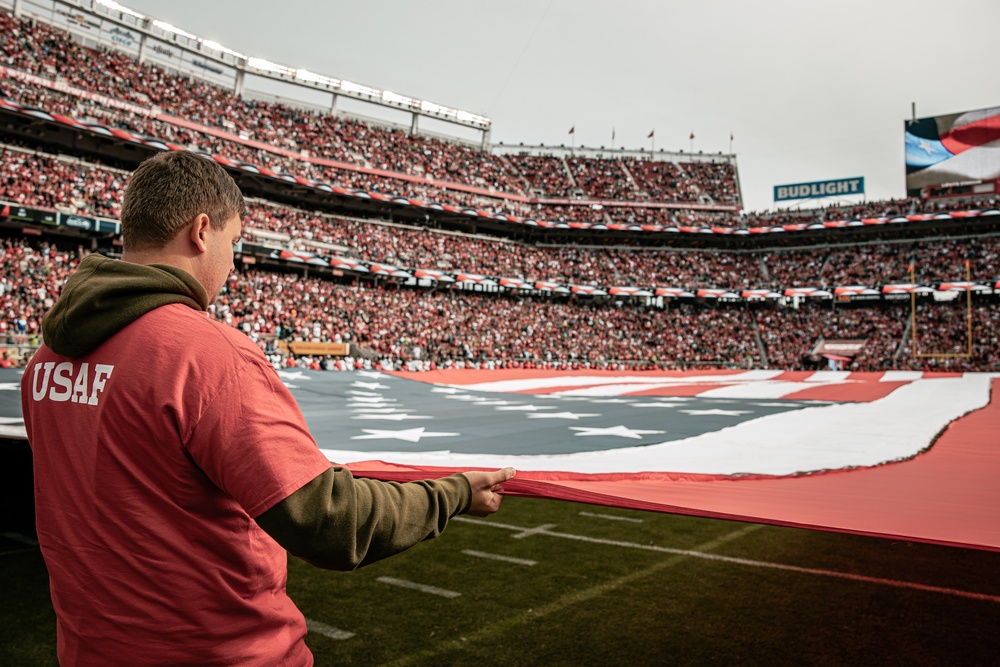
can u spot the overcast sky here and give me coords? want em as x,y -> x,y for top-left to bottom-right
122,0 -> 1000,212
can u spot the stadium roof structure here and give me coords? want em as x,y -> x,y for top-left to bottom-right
17,0 -> 491,133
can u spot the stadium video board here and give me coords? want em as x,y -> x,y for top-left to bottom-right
906,106 -> 1000,192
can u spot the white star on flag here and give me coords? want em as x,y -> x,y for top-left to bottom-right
0,417 -> 24,423
570,425 -> 666,439
346,407 -> 403,414
355,371 -> 388,379
349,396 -> 396,404
495,405 -> 556,412
348,390 -> 382,396
431,387 -> 464,394
351,413 -> 432,421
679,409 -> 752,416
445,395 -> 490,402
351,427 -> 460,442
276,371 -> 308,381
352,382 -> 390,390
526,412 -> 601,420
0,383 -> 20,391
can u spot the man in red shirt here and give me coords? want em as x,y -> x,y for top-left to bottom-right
22,151 -> 514,666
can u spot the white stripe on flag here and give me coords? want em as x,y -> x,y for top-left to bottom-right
879,371 -> 926,382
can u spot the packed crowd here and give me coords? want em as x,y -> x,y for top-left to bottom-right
4,146 -> 999,294
5,12 -> 1000,234
6,78 -> 998,233
0,13 -> 745,209
216,269 -> 762,368
1,69 -> 742,223
739,194 -> 1000,228
756,303 -> 907,370
0,147 -> 124,216
896,299 -> 1000,371
0,239 -> 84,358
3,235 -> 999,372
0,13 -> 526,192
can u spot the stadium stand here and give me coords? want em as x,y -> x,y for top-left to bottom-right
2,9 -> 1000,373
0,12 -> 746,225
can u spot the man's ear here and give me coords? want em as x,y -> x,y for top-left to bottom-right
188,214 -> 212,254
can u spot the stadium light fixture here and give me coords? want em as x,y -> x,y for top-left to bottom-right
382,90 -> 416,107
340,81 -> 381,97
247,57 -> 297,78
95,0 -> 146,20
202,40 -> 245,60
420,100 -> 450,115
152,20 -> 198,41
457,110 -> 490,126
295,69 -> 340,87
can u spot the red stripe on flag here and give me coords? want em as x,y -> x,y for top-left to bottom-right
940,112 -> 1000,155
783,381 -> 910,403
770,371 -> 818,382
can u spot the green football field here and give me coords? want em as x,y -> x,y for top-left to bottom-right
3,496 -> 999,666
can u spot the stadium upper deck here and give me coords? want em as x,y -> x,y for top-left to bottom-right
0,9 -> 744,225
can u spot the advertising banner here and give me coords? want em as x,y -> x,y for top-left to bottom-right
774,178 -> 864,202
286,342 -> 350,357
0,202 -> 58,225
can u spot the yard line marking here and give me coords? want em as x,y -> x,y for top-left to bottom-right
511,523 -> 557,540
453,517 -> 1000,604
386,525 -> 760,667
305,618 -> 355,641
689,552 -> 1000,603
377,576 -> 461,599
579,511 -> 644,523
462,549 -> 537,566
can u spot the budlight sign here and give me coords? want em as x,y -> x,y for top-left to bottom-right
774,177 -> 864,202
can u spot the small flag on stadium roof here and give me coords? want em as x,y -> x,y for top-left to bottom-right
568,126 -> 575,135
647,129 -> 654,138
690,132 -> 695,140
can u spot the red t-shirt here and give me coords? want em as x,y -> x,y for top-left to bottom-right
22,303 -> 331,666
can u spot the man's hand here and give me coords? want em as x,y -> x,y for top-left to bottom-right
462,467 -> 516,517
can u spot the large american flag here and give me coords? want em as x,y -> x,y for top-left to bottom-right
3,368 -> 998,551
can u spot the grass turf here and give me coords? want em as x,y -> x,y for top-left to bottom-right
2,496 -> 999,666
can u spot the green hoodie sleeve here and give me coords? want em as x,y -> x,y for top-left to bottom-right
253,467 -> 472,570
